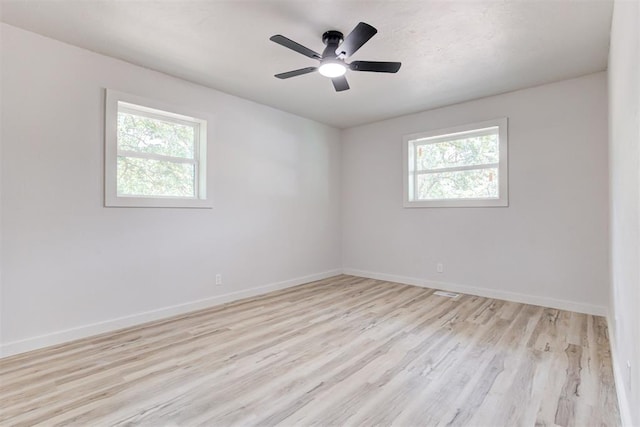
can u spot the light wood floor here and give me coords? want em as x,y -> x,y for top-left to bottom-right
0,275 -> 620,426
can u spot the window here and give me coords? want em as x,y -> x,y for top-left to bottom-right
403,118 -> 508,208
105,90 -> 210,208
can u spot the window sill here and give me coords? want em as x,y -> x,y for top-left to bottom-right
105,196 -> 212,209
404,198 -> 508,208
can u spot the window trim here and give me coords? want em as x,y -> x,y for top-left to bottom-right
402,118 -> 508,208
104,89 -> 211,208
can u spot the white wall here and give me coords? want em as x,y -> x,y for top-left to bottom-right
0,5 -> 4,352
342,73 -> 609,315
608,1 -> 640,425
0,24 -> 342,356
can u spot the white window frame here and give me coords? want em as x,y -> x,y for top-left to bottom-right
403,118 -> 508,208
104,89 -> 211,208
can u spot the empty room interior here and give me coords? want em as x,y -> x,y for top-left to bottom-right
0,0 -> 639,426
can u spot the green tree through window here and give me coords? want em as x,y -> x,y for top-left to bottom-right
116,110 -> 197,198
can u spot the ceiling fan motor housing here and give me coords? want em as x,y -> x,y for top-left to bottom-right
322,31 -> 343,58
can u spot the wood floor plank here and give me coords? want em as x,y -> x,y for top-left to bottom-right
0,275 -> 621,426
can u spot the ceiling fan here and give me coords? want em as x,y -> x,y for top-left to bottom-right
270,22 -> 401,92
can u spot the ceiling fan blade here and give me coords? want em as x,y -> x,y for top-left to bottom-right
332,75 -> 350,92
274,67 -> 318,79
270,35 -> 321,59
336,22 -> 377,58
350,61 -> 402,73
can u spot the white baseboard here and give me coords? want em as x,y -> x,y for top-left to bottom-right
343,268 -> 607,316
0,269 -> 342,358
607,315 -> 634,427
0,268 -> 609,358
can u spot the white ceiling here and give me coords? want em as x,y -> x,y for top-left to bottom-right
1,0 -> 613,128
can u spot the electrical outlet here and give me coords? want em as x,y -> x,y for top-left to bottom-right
437,262 -> 444,273
215,274 -> 222,285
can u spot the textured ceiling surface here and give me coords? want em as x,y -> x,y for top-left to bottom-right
1,0 -> 613,128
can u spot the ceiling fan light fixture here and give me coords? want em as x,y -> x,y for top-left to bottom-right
318,61 -> 346,78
